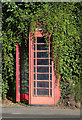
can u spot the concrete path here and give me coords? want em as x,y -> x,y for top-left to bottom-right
1,105 -> 81,120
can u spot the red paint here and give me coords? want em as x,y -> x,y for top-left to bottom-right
16,44 -> 20,102
54,68 -> 60,104
20,94 -> 29,101
29,28 -> 60,105
16,27 -> 60,105
29,30 -> 55,105
35,30 -> 43,37
52,44 -> 60,105
29,29 -> 31,104
54,77 -> 61,105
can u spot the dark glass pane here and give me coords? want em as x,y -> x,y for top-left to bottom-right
21,74 -> 25,79
37,82 -> 49,88
34,67 -> 35,72
34,45 -> 35,50
50,44 -> 52,50
21,87 -> 29,94
34,81 -> 35,87
50,59 -> 52,65
37,74 -> 49,80
26,74 -> 29,79
34,52 -> 35,58
50,67 -> 52,73
34,74 -> 35,80
27,67 -> 29,72
37,37 -> 46,43
37,59 -> 49,65
37,67 -> 49,73
23,67 -> 28,72
21,80 -> 29,86
34,59 -> 35,65
50,82 -> 52,88
34,89 -> 35,95
50,89 -> 52,96
50,52 -> 52,57
50,74 -> 52,80
37,44 -> 48,50
37,89 -> 49,95
22,74 -> 29,79
37,52 -> 48,58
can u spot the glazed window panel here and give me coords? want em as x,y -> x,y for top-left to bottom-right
33,36 -> 52,96
37,44 -> 48,50
22,73 -> 29,79
34,59 -> 35,65
34,45 -> 35,50
50,52 -> 52,58
50,67 -> 52,73
21,87 -> 29,94
34,81 -> 35,87
37,52 -> 48,58
37,89 -> 49,95
34,74 -> 35,80
50,74 -> 52,80
34,52 -> 35,58
50,82 -> 52,88
37,82 -> 49,88
50,59 -> 52,65
21,81 -> 29,86
50,44 -> 52,50
37,74 -> 49,80
37,37 -> 46,43
37,59 -> 49,65
37,67 -> 49,73
34,67 -> 35,72
50,89 -> 52,96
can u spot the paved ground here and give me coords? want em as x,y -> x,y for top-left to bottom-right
1,105 -> 81,120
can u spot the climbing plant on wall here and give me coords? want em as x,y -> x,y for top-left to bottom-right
2,2 -> 81,105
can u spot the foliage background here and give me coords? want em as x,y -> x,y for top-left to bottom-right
2,2 -> 81,106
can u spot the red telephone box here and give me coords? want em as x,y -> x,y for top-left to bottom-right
16,26 -> 60,105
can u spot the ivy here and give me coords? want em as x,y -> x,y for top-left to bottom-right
2,2 -> 81,105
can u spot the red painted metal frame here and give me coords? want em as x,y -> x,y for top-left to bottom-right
29,30 -> 31,104
16,44 -> 20,102
16,44 -> 29,102
52,51 -> 61,105
16,29 -> 60,104
29,29 -> 60,105
29,30 -> 56,105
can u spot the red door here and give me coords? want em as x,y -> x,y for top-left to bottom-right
29,30 -> 55,105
